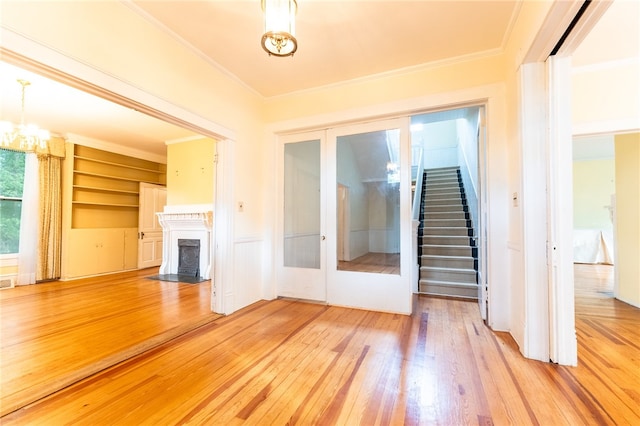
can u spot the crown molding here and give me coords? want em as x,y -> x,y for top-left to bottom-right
66,133 -> 167,164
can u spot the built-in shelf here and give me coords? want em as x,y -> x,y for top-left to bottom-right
74,155 -> 164,174
73,185 -> 139,195
74,170 -> 162,184
72,201 -> 139,208
71,144 -> 166,229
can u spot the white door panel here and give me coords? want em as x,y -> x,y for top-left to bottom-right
138,182 -> 166,269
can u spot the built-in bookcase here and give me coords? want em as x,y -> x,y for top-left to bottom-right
63,144 -> 166,278
71,145 -> 166,228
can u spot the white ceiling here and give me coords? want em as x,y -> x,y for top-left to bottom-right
129,0 -> 519,98
0,0 -> 637,158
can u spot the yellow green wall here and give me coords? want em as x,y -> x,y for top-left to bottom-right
573,159 -> 615,230
614,133 -> 640,307
167,138 -> 216,206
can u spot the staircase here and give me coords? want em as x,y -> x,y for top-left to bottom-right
418,167 -> 478,299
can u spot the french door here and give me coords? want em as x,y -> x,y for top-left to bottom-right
277,131 -> 327,301
277,119 -> 412,314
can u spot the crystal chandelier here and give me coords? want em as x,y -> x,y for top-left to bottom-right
261,0 -> 298,57
0,79 -> 50,151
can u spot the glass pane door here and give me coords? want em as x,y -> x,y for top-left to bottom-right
327,119 -> 412,314
284,140 -> 321,269
336,129 -> 401,275
277,132 -> 326,301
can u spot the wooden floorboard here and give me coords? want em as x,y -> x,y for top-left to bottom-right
0,268 -> 220,417
1,264 -> 639,424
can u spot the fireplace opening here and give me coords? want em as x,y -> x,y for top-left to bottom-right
178,239 -> 200,277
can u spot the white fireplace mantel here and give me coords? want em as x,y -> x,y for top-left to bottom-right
157,207 -> 213,279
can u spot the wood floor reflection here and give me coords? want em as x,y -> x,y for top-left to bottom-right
2,263 -> 638,425
338,252 -> 400,274
0,268 -> 220,417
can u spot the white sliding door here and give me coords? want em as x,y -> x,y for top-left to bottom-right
327,119 -> 412,313
277,120 -> 412,313
277,131 -> 327,301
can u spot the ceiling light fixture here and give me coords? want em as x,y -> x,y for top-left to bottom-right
261,0 -> 298,57
0,79 -> 50,151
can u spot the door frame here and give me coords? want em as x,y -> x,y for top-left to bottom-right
1,36 -> 237,316
268,85 -> 508,326
518,0 -> 613,365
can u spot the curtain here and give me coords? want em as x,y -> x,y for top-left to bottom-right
16,153 -> 38,285
37,154 -> 62,281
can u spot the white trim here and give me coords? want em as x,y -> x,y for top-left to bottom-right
268,83 -> 510,329
616,295 -> 640,309
267,84 -> 502,135
518,62 -> 550,362
547,56 -> 577,366
554,0 -> 614,58
0,28 -> 236,141
523,0 -> 585,63
0,254 -> 18,267
165,135 -> 216,145
268,50 -> 503,101
163,204 -> 214,214
213,139 -> 235,315
121,0 -> 262,99
66,133 -> 167,164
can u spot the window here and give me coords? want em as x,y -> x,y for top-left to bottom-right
0,149 -> 26,254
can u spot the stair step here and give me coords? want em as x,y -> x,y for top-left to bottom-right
421,255 -> 475,269
425,193 -> 463,200
422,211 -> 467,220
423,205 -> 467,213
422,218 -> 469,227
420,266 -> 477,283
421,235 -> 472,246
422,179 -> 460,188
425,186 -> 461,197
418,279 -> 478,299
422,227 -> 470,236
421,244 -> 473,256
425,199 -> 464,207
424,166 -> 460,173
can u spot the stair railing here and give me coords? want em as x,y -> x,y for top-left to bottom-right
411,147 -> 424,291
411,147 -> 424,221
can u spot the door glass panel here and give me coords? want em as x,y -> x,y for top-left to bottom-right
336,129 -> 401,274
284,140 -> 321,269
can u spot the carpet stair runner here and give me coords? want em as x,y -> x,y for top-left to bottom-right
418,167 -> 478,299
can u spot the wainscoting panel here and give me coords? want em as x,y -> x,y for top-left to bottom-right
232,237 -> 264,312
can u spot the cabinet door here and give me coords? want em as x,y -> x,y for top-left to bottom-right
67,230 -> 99,277
98,230 -> 125,274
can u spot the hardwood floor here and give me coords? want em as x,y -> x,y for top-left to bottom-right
0,268 -> 220,417
2,264 -> 639,424
338,252 -> 400,274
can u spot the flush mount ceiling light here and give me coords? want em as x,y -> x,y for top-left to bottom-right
261,0 -> 298,57
0,79 -> 50,151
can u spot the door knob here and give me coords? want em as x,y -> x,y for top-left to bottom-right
321,235 -> 326,241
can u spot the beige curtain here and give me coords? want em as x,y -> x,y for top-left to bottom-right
37,153 -> 62,281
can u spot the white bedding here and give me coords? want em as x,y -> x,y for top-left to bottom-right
573,229 -> 614,264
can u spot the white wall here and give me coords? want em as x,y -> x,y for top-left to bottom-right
420,121 -> 459,169
457,110 -> 480,237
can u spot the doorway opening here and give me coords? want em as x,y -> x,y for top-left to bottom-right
410,106 -> 486,308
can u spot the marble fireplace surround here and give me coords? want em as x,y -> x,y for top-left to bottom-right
157,204 -> 213,280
